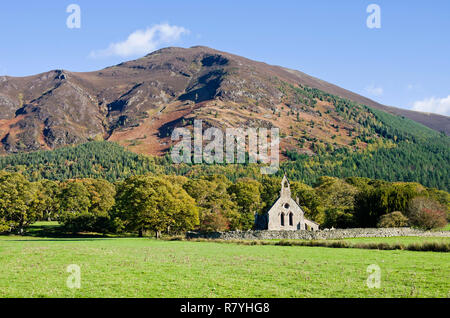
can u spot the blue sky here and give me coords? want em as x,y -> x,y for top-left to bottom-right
0,0 -> 449,115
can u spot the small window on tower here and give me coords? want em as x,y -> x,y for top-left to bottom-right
284,203 -> 290,209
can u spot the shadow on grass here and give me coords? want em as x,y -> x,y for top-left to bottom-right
6,238 -> 111,242
18,222 -> 136,240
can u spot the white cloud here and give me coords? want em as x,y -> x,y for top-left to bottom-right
412,95 -> 450,116
365,84 -> 383,96
90,23 -> 189,58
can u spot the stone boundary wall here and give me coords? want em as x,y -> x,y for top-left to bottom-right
186,228 -> 450,240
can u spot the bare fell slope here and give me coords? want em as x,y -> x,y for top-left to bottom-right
0,46 -> 447,155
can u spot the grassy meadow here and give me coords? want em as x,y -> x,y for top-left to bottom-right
0,223 -> 449,298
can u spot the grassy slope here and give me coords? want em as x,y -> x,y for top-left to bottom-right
0,235 -> 448,298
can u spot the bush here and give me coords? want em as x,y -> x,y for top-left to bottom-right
407,197 -> 448,230
199,210 -> 229,232
377,211 -> 409,228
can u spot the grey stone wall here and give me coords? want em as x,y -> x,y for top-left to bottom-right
186,228 -> 450,240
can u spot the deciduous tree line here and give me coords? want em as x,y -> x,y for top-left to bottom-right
0,171 -> 448,236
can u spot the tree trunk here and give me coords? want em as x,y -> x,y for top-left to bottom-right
18,220 -> 24,236
138,229 -> 143,237
155,231 -> 161,239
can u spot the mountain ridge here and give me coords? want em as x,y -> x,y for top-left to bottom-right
0,46 -> 448,156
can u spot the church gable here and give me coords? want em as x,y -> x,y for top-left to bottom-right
267,197 -> 304,231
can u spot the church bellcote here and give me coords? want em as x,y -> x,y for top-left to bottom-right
280,175 -> 291,197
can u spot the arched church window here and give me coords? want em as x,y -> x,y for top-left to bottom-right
289,213 -> 293,226
280,213 -> 285,226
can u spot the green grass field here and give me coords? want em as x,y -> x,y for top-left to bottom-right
1,225 -> 449,298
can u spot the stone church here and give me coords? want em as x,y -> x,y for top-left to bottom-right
255,175 -> 320,231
